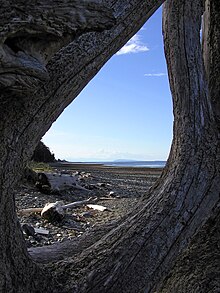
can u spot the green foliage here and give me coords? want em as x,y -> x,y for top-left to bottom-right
28,161 -> 53,172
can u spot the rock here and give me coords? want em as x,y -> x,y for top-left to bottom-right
35,182 -> 51,194
30,239 -> 37,245
60,170 -> 72,175
33,235 -> 43,242
109,191 -> 116,197
22,224 -> 35,236
85,184 -> 97,190
62,217 -> 83,231
40,185 -> 51,194
23,168 -> 38,183
37,173 -> 49,185
97,182 -> 106,188
81,211 -> 93,218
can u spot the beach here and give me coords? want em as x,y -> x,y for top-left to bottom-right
16,163 -> 163,248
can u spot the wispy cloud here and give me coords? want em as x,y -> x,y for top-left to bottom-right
144,73 -> 167,77
116,34 -> 149,55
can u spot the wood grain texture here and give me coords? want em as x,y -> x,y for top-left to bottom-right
0,0 -> 115,96
47,1 -> 220,292
1,0 -> 219,292
202,0 -> 220,131
0,1 -> 165,292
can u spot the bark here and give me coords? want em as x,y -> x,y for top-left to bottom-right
202,0 -> 220,131
39,1 -> 220,292
0,0 -> 115,96
0,0 -> 219,292
0,185 -> 54,292
157,2 -> 220,290
155,207 -> 220,292
0,0 -> 164,292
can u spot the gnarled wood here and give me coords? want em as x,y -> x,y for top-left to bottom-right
0,0 -> 220,292
30,1 -> 220,292
0,1 -> 165,292
0,0 -> 115,96
202,0 -> 220,131
157,2 -> 220,290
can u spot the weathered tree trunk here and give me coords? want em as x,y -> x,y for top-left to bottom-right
202,0 -> 220,132
0,159 -> 54,292
0,0 -> 164,292
157,1 -> 220,290
43,0 -> 220,292
0,0 -> 219,292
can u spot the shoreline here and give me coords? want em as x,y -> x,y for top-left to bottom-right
50,162 -> 164,175
17,162 -> 163,248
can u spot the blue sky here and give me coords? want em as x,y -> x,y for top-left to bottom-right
43,7 -> 173,162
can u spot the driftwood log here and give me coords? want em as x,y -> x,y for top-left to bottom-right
1,0 -> 220,292
36,172 -> 90,193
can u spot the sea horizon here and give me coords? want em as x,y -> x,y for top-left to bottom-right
64,160 -> 167,168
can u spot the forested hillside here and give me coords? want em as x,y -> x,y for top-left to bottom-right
32,141 -> 55,163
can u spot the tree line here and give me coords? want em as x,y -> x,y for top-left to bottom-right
32,141 -> 56,163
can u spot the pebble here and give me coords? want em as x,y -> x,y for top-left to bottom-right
22,224 -> 35,237
16,167 -> 159,249
97,182 -> 106,187
81,211 -> 93,218
109,191 -> 115,196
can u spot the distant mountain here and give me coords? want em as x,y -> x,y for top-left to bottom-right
113,159 -> 166,163
113,159 -> 137,162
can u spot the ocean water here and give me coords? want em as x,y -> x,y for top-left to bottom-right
101,161 -> 166,168
68,160 -> 166,168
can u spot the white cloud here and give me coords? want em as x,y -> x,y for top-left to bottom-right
116,34 -> 149,55
144,73 -> 167,77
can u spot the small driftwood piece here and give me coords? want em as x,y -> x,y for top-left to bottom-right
18,196 -> 111,218
18,196 -> 111,222
62,198 -> 94,209
18,207 -> 43,216
86,204 -> 109,212
34,228 -> 49,235
99,197 -> 116,201
41,197 -> 95,222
